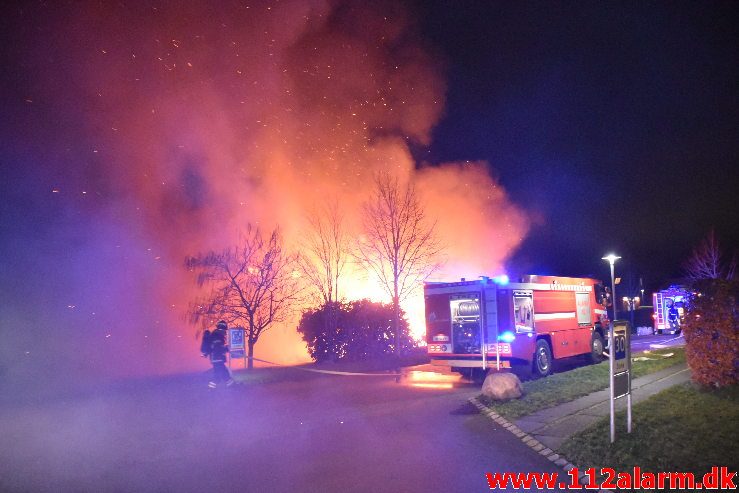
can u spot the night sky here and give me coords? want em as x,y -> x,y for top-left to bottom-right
415,0 -> 738,288
1,0 -> 737,380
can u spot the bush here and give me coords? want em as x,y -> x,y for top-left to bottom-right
297,300 -> 414,363
682,279 -> 739,387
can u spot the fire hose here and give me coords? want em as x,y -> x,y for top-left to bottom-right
236,355 -> 402,377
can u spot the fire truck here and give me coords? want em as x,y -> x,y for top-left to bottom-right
424,275 -> 610,378
653,285 -> 690,335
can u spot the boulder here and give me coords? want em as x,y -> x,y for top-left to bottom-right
481,372 -> 523,401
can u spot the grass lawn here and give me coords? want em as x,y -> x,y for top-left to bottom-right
559,382 -> 739,482
481,347 -> 685,420
230,366 -> 318,385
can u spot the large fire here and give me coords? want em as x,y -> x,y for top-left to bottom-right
10,0 -> 529,376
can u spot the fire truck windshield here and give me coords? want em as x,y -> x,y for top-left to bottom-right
513,291 -> 534,333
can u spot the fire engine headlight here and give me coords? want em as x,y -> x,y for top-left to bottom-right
498,331 -> 516,343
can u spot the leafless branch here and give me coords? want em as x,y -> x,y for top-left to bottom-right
684,229 -> 736,281
355,171 -> 444,353
297,200 -> 351,305
186,224 -> 304,368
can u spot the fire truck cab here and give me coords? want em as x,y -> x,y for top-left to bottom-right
424,275 -> 609,378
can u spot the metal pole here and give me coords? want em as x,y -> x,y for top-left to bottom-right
494,287 -> 500,371
626,321 -> 632,433
602,254 -> 620,443
609,321 -> 615,443
480,289 -> 487,371
610,262 -> 617,322
609,259 -> 616,443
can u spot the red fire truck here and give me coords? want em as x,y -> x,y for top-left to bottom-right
653,285 -> 690,335
424,274 -> 610,378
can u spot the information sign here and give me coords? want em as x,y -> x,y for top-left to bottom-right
228,327 -> 247,368
614,371 -> 629,399
613,324 -> 628,374
228,327 -> 245,350
609,320 -> 633,442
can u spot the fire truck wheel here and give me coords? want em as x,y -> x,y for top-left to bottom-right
533,339 -> 552,377
590,332 -> 605,363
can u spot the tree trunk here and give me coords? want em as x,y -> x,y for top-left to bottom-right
247,340 -> 255,370
393,294 -> 400,356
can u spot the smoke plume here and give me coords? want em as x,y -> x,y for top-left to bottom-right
0,0 -> 528,382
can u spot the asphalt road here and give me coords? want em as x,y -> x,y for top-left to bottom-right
1,332 -> 682,492
629,331 -> 685,350
0,368 -> 568,493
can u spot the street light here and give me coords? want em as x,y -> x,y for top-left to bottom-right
602,254 -> 621,321
602,253 -> 623,443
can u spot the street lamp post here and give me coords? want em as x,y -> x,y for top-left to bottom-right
602,253 -> 622,443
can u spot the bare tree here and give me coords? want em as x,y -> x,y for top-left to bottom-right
297,201 -> 350,305
186,225 -> 302,369
684,230 -> 736,281
356,171 -> 444,354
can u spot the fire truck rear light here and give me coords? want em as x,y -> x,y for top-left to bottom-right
441,345 -> 447,352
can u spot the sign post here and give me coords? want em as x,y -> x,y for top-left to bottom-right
228,327 -> 246,369
609,320 -> 632,442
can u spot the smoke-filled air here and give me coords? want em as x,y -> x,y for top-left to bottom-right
1,0 -> 529,383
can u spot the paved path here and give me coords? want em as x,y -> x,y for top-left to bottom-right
514,364 -> 691,450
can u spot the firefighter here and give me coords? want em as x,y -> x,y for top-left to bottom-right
667,303 -> 680,332
204,320 -> 234,388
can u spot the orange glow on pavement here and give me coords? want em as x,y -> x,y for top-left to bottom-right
403,369 -> 462,389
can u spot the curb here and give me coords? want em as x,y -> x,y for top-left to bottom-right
470,396 -> 609,492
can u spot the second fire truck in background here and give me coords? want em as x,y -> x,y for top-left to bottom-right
653,285 -> 690,335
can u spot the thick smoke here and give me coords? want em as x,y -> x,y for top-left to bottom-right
1,0 -> 528,383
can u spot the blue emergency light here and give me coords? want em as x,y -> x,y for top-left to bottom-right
498,331 -> 516,343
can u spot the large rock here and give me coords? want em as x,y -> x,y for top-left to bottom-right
481,372 -> 523,401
